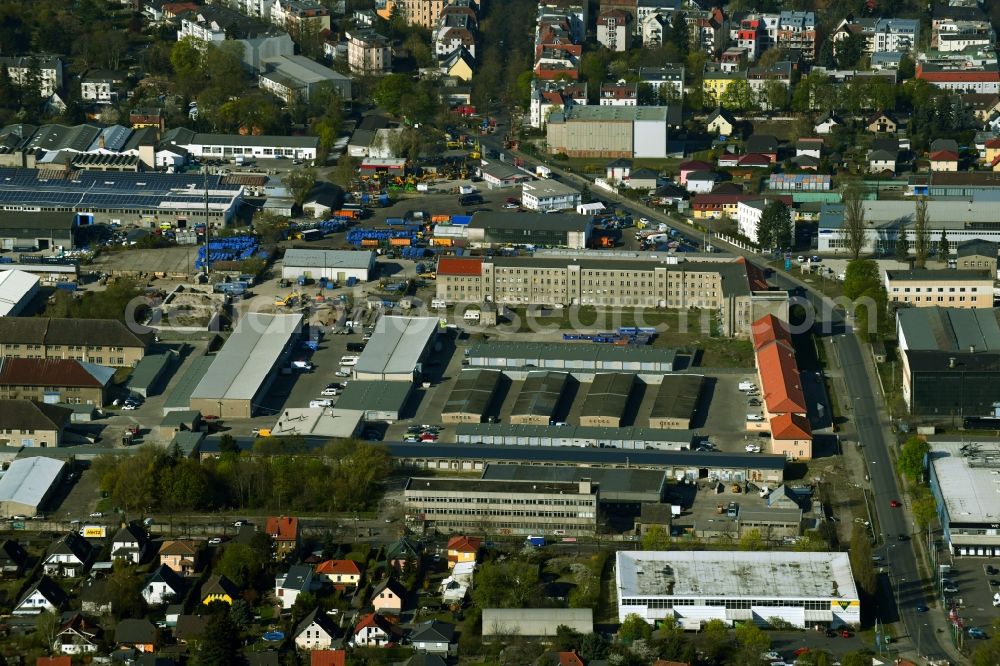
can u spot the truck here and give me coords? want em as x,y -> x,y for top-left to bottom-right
535,165 -> 552,178
526,535 -> 545,547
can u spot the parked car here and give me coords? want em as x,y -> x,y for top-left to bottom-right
968,627 -> 988,639
335,370 -> 351,377
89,512 -> 104,518
208,537 -> 223,545
321,387 -> 340,396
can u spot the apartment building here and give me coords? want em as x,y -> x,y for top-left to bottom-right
404,477 -> 599,536
520,179 -> 581,212
0,318 -> 149,366
398,0 -> 448,29
597,9 -> 632,52
347,30 -> 392,74
436,255 -> 781,337
639,66 -> 684,101
0,56 -> 63,97
0,358 -> 113,406
434,11 -> 477,59
884,269 -> 994,309
776,11 -> 817,60
600,81 -> 637,106
271,0 -> 331,32
917,62 -> 1000,94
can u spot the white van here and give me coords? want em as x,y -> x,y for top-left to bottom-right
746,413 -> 764,422
339,355 -> 359,366
464,310 -> 481,321
738,381 -> 756,392
431,298 -> 447,309
309,399 -> 333,408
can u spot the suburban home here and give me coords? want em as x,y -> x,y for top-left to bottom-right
813,112 -> 841,135
44,532 -> 92,577
266,516 -> 300,559
684,171 -> 721,193
372,577 -> 407,613
276,564 -> 314,609
678,160 -> 712,185
769,412 -> 814,459
446,535 -> 481,569
115,618 -> 157,653
745,134 -> 779,163
867,111 -> 897,133
410,620 -> 456,656
314,559 -> 363,589
0,539 -> 28,578
143,564 -> 186,606
795,138 -> 823,160
201,574 -> 239,605
294,608 -> 339,650
868,149 -> 897,174
14,575 -> 68,614
606,158 -> 632,182
54,613 -> 101,655
80,579 -> 112,615
386,537 -> 421,571
404,655 -> 447,666
706,107 -> 736,136
626,167 -> 659,190
351,613 -> 402,648
111,523 -> 151,564
309,650 -> 347,666
158,540 -> 202,575
80,69 -> 125,104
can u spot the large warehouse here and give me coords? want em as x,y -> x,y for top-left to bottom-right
189,312 -> 303,418
281,248 -> 376,283
615,551 -> 860,629
0,269 -> 39,317
579,372 -> 635,427
353,315 -> 439,382
927,440 -> 1000,556
455,423 -> 693,450
441,369 -> 503,424
545,105 -> 681,159
467,341 -> 677,375
332,380 -> 413,422
0,456 -> 66,517
510,371 -> 570,425
465,211 -> 593,250
0,211 -> 76,251
649,375 -> 704,429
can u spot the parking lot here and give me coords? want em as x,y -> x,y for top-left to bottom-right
933,556 -> 1000,643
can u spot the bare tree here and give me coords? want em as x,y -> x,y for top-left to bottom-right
913,196 -> 930,268
842,181 -> 868,261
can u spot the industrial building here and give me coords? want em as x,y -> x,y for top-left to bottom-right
464,211 -> 593,250
481,609 -> 593,637
0,211 -> 76,251
883,269 -> 994,309
385,442 -> 786,484
440,369 -> 503,424
615,551 -> 860,629
0,358 -> 114,405
649,374 -> 703,429
467,341 -> 676,375
481,464 -> 665,504
927,441 -> 1000,556
520,179 -> 581,212
182,133 -> 320,163
332,381 -> 413,422
455,423 -> 693,450
0,317 -> 150,366
281,249 -> 375,282
579,373 -> 635,427
353,316 -> 439,381
546,105 -> 682,159
189,313 -> 303,418
404,476 -> 599,536
510,371 -> 570,425
271,407 -> 364,439
0,457 -> 66,518
437,255 -> 785,338
0,400 -> 72,448
896,307 -> 1000,416
0,270 -> 39,317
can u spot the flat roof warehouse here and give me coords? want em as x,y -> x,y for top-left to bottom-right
353,316 -> 439,380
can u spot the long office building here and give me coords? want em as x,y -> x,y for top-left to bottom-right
455,423 -> 693,450
466,341 -> 677,375
437,255 -> 784,338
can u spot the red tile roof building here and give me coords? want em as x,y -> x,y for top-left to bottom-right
751,314 -> 812,459
310,649 -> 347,666
437,257 -> 484,276
265,516 -> 300,557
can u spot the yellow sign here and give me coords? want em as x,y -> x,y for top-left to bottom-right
82,526 -> 106,538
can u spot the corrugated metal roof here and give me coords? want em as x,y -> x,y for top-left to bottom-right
650,374 -> 703,420
468,341 -> 677,365
898,307 -> 1000,352
442,369 -> 502,417
191,313 -> 302,401
455,422 -> 692,443
579,372 -> 634,418
354,316 -> 438,378
0,270 -> 38,316
282,249 -> 374,270
0,456 -> 65,510
333,380 -> 412,412
512,371 -> 569,417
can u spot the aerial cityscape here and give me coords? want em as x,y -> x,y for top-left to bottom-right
0,0 -> 997,664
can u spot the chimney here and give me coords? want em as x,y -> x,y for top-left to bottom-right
949,357 -> 956,368
970,345 -> 976,354
99,134 -> 105,150
579,477 -> 592,494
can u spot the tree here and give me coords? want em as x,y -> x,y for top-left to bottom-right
721,79 -> 756,113
836,33 -> 864,69
898,437 -> 930,482
284,167 -> 317,207
913,197 -> 930,268
193,611 -> 240,666
229,598 -> 253,631
331,155 -> 357,189
894,229 -> 909,262
171,36 -> 206,97
757,200 -> 793,250
911,486 -> 938,531
848,523 -> 877,596
739,528 -> 766,550
618,613 -> 652,643
696,619 -> 732,662
734,624 -> 771,664
107,561 -> 146,619
841,181 -> 868,260
373,74 -> 413,116
34,609 -> 57,650
640,524 -> 671,550
762,80 -> 788,111
217,543 -> 264,589
669,12 -> 689,60
579,632 -> 610,661
552,625 -> 583,651
939,229 -> 950,259
472,559 -> 541,609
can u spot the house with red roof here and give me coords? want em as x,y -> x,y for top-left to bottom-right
917,62 -> 1000,95
310,650 -> 346,666
446,535 -> 481,569
314,559 -> 363,589
678,160 -> 712,184
351,612 -> 402,647
265,516 -> 299,559
770,412 -> 813,459
930,150 -> 959,172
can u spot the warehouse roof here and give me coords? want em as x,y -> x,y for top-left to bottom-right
469,211 -> 593,232
442,369 -> 502,417
482,464 -> 665,502
0,211 -> 75,231
512,371 -> 569,417
553,104 -> 681,124
820,200 -> 1000,230
927,441 -> 1000,525
0,317 -> 150,347
282,248 -> 374,270
164,356 -> 215,411
455,422 -> 693,443
522,179 -> 579,198
616,551 -> 858,601
0,457 -> 65,510
649,375 -> 703,421
957,239 -> 998,258
579,372 -> 634,418
333,380 -> 413,412
0,269 -> 38,316
191,313 -> 302,402
405,477 -> 594,495
468,341 -> 677,366
354,316 -> 438,378
905,349 -> 1000,373
898,307 -> 1000,352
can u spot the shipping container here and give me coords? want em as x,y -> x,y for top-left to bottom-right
361,239 -> 380,247
389,237 -> 412,246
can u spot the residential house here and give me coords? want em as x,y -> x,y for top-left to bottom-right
271,0 -> 331,32
627,167 -> 659,189
386,537 -> 421,571
81,70 -> 125,104
201,574 -> 239,605
346,30 -> 392,75
868,148 -> 897,174
795,138 -> 823,160
112,522 -> 151,564
0,539 -> 28,577
640,12 -> 668,46
546,652 -> 586,666
266,515 -> 300,559
115,618 -> 157,653
434,6 -> 477,61
294,608 -> 339,650
747,61 -> 793,109
720,46 -> 749,71
706,108 -> 736,137
600,81 -> 637,106
446,535 -> 480,568
0,56 -> 63,97
867,112 -> 897,134
158,540 -> 202,575
962,93 -> 1000,123
606,158 -> 632,182
930,148 -> 959,172
814,112 -> 841,135
597,9 -> 631,52
404,655 -> 447,666
678,159 -> 712,185
314,559 -> 363,589
769,412 -> 813,459
276,564 -> 314,609
310,651 -> 347,666
702,66 -> 747,106
685,171 -> 721,193
372,577 -> 406,613
44,532 -> 92,578
351,613 -> 402,648
80,578 -> 111,615
745,134 -> 779,163
174,614 -> 208,645
410,620 -> 456,656
14,575 -> 67,615
690,193 -> 751,220
54,613 -> 101,655
987,137 -> 1000,169
439,47 -> 475,82
638,65 -> 684,102
143,565 -> 186,606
